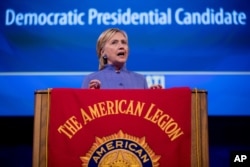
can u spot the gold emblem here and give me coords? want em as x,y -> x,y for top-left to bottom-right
80,130 -> 160,167
99,150 -> 141,166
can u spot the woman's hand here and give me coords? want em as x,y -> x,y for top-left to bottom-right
89,79 -> 101,89
149,84 -> 163,89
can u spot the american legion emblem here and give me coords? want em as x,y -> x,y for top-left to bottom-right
80,130 -> 160,167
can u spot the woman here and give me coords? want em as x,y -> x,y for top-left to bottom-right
82,28 -> 162,89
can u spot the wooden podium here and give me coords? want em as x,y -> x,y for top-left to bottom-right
32,89 -> 209,167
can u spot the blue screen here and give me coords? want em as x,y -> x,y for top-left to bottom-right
0,0 -> 249,116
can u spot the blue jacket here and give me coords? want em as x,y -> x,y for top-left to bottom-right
82,64 -> 148,89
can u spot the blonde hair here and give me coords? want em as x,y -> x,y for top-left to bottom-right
96,28 -> 128,70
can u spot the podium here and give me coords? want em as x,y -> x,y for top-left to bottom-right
32,89 -> 209,167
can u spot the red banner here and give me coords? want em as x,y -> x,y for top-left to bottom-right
48,88 -> 191,167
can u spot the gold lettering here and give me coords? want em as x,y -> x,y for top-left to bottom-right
80,108 -> 92,125
125,101 -> 145,116
57,116 -> 82,139
168,128 -> 184,141
88,104 -> 101,118
115,100 -> 119,114
134,102 -> 145,117
157,114 -> 170,130
144,104 -> 184,141
118,100 -> 126,113
58,125 -> 72,139
165,122 -> 178,134
106,100 -> 115,114
98,102 -> 107,116
126,100 -> 134,115
162,117 -> 174,129
151,109 -> 163,123
79,100 -> 185,141
144,103 -> 156,120
164,121 -> 184,141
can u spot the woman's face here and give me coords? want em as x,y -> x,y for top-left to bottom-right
102,32 -> 128,69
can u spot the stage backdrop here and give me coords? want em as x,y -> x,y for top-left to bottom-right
0,0 -> 250,116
